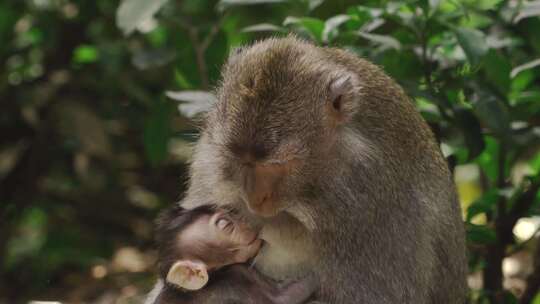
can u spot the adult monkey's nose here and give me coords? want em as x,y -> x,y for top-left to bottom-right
244,162 -> 286,217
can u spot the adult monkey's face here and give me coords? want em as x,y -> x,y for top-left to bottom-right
210,38 -> 361,217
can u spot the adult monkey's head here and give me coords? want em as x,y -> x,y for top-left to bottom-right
205,37 -> 369,218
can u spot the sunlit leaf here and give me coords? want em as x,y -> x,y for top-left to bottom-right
241,23 -> 285,33
116,0 -> 168,35
532,291 -> 540,304
357,31 -> 401,50
514,0 -> 540,23
529,152 -> 540,176
511,70 -> 536,93
307,0 -> 324,11
73,45 -> 99,64
322,15 -> 350,43
511,58 -> 540,78
166,91 -> 217,118
174,69 -> 193,89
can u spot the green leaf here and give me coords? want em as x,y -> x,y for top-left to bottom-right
173,30 -> 201,87
241,23 -> 285,33
466,190 -> 499,222
0,4 -> 17,43
475,136 -> 499,184
357,31 -> 401,50
469,0 -> 504,11
533,289 -> 540,304
143,100 -> 173,166
283,17 -> 325,43
147,25 -> 168,47
116,0 -> 169,35
514,1 -> 540,23
381,49 -> 422,79
483,50 -> 511,95
5,207 -> 47,268
467,223 -> 497,245
322,15 -> 350,43
346,6 -> 378,30
204,29 -> 229,84
511,58 -> 540,78
511,69 -> 536,94
530,152 -> 540,176
217,0 -> 286,11
472,92 -> 512,142
73,45 -> 99,64
502,291 -> 519,304
174,69 -> 193,89
453,27 -> 489,65
454,108 -> 486,160
307,0 -> 324,11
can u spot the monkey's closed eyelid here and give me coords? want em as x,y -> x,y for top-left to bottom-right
216,217 -> 233,231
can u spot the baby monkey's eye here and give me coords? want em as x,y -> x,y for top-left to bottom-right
216,218 -> 233,231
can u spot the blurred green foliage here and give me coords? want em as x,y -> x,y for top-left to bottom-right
1,0 -> 540,303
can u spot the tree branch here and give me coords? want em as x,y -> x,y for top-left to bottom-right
483,144 -> 509,303
173,14 -> 228,90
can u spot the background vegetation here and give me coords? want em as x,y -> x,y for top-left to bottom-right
1,0 -> 540,303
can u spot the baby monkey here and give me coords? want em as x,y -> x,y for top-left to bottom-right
151,204 -> 318,304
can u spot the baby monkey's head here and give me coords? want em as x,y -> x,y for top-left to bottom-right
155,205 -> 262,291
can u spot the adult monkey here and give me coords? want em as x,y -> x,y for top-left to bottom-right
170,36 -> 467,303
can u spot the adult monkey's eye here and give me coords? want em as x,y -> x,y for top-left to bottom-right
216,218 -> 233,231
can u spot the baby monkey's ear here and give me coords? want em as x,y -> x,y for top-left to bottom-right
167,260 -> 209,290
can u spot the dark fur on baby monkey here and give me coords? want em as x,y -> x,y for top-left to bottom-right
150,204 -> 318,304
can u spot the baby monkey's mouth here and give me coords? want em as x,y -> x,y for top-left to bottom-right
248,235 -> 260,246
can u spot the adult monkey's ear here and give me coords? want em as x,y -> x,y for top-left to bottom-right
166,260 -> 209,290
327,72 -> 361,123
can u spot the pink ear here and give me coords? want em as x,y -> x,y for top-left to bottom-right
166,260 -> 209,290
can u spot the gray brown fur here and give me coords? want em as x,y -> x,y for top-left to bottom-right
152,265 -> 317,304
178,36 -> 467,303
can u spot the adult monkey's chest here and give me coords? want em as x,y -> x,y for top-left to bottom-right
254,212 -> 316,281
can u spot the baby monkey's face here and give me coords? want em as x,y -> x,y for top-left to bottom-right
179,210 -> 262,269
166,210 -> 262,290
